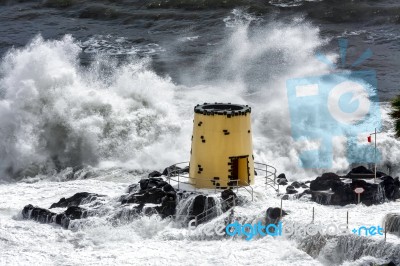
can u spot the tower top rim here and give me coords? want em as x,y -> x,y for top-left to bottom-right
194,103 -> 251,116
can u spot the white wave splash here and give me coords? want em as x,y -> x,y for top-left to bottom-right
0,13 -> 399,182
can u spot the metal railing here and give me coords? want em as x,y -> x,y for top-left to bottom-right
254,162 -> 278,191
193,195 -> 236,226
166,162 -> 254,200
168,195 -> 236,227
164,161 -> 278,227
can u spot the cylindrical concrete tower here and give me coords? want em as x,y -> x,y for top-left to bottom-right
189,103 -> 254,189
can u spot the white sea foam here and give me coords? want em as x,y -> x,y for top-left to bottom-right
0,11 -> 399,264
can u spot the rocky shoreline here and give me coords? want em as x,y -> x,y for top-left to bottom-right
278,166 -> 400,206
20,165 -> 400,230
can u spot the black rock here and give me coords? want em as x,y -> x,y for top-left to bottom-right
22,204 -> 55,224
163,184 -> 175,192
376,171 -> 388,178
380,176 -> 400,200
277,178 -> 288,185
122,177 -> 178,219
296,192 -> 309,199
266,207 -> 287,220
22,204 -> 87,229
291,181 -> 301,188
281,194 -> 289,200
395,177 -> 400,187
300,183 -> 309,189
277,173 -> 287,180
310,173 -> 341,191
54,206 -> 87,228
221,189 -> 237,210
181,166 -> 190,173
190,195 -> 207,216
303,189 -> 312,194
162,165 -> 182,176
221,189 -> 236,201
156,195 -> 177,218
50,192 -> 102,208
310,176 -> 388,206
346,166 -> 374,178
148,171 -> 162,178
122,188 -> 166,204
139,177 -> 168,191
286,185 -> 298,194
127,183 -> 140,193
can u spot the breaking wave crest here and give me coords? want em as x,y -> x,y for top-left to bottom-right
0,12 -> 399,181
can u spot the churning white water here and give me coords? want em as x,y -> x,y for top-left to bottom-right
0,10 -> 400,265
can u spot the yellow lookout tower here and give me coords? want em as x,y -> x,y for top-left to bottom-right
189,103 -> 254,189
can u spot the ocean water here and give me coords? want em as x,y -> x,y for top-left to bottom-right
0,0 -> 400,265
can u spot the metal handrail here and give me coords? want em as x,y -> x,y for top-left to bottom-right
166,162 -> 254,200
194,195 -> 235,226
254,161 -> 278,191
165,161 -> 278,227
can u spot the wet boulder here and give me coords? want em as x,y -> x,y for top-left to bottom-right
139,177 -> 168,191
54,206 -> 87,228
162,165 -> 182,176
221,189 -> 237,210
310,176 -> 387,206
266,207 -> 288,226
156,193 -> 177,218
122,177 -> 178,218
346,166 -> 373,178
380,176 -> 400,200
286,185 -> 298,194
291,181 -> 301,188
122,188 -> 167,204
221,189 -> 237,201
384,213 -> 400,237
148,171 -> 162,178
266,207 -> 288,220
310,173 -> 341,191
300,183 -> 309,189
277,173 -> 288,185
22,204 -> 55,224
188,195 -> 218,223
50,192 -> 102,208
22,204 -> 87,229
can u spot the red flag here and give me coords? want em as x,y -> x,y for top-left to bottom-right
367,136 -> 371,143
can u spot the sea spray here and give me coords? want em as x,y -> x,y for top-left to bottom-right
1,12 -> 400,181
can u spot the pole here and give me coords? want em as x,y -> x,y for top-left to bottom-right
374,127 -> 377,183
385,220 -> 387,241
357,193 -> 360,204
312,207 -> 314,223
346,211 -> 349,229
280,198 -> 283,220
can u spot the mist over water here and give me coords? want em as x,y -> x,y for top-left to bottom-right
0,10 -> 399,181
